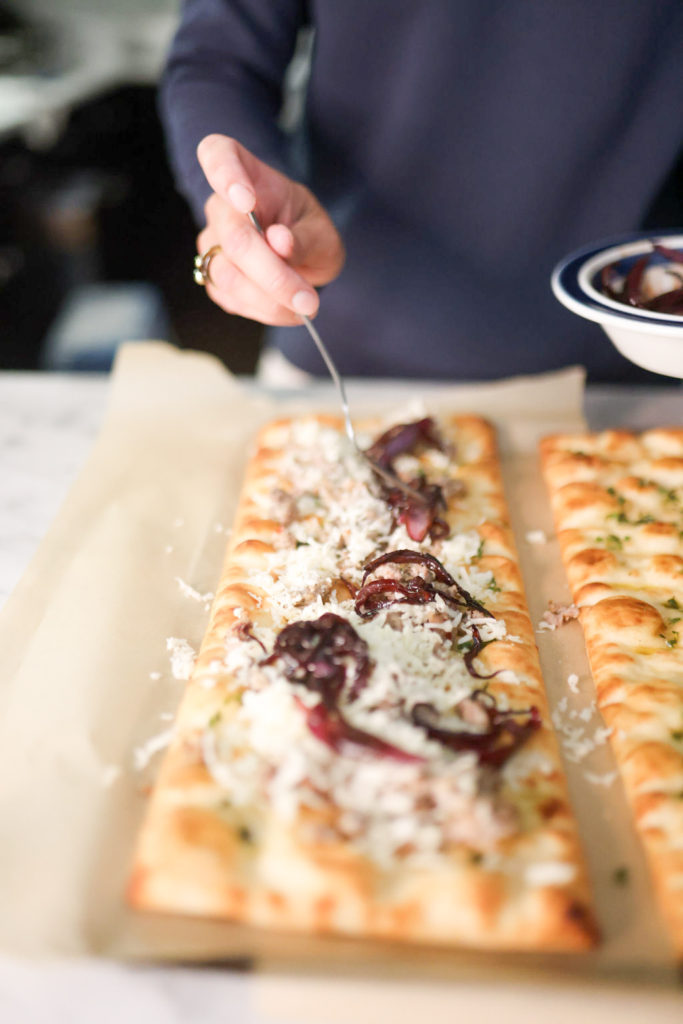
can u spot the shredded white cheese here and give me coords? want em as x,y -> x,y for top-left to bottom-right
199,415 -> 533,865
133,726 -> 174,771
525,861 -> 577,887
583,770 -> 618,787
175,577 -> 214,605
166,637 -> 196,680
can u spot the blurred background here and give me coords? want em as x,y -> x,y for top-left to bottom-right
0,0 -> 269,375
1,2 -> 681,378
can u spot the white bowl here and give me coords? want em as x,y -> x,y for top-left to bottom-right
552,231 -> 683,378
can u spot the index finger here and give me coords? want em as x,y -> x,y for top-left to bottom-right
197,134 -> 256,214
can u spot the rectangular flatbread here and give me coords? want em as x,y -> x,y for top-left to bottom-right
540,428 -> 683,955
129,411 -> 596,950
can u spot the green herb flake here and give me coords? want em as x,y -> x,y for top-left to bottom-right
487,578 -> 501,593
657,485 -> 678,504
295,540 -> 309,548
476,539 -> 485,559
671,730 -> 683,742
208,711 -> 222,728
665,597 -> 681,610
238,825 -> 253,844
605,534 -> 623,551
468,851 -> 484,866
612,866 -> 630,887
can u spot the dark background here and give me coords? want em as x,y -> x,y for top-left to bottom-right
0,83 -> 264,374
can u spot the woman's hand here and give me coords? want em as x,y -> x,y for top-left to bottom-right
196,134 -> 345,325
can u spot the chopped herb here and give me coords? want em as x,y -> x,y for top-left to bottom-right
659,632 -> 679,648
457,639 -> 474,652
665,597 -> 681,610
469,851 -> 484,865
238,825 -> 253,844
487,578 -> 501,593
476,539 -> 485,559
669,617 -> 681,626
606,487 -> 626,506
612,866 -> 629,887
672,730 -> 683,742
606,511 -> 629,524
605,534 -> 623,550
657,485 -> 678,504
208,711 -> 222,727
295,540 -> 309,548
634,514 -> 655,525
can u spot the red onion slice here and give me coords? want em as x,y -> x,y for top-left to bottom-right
262,612 -> 372,704
411,691 -> 540,768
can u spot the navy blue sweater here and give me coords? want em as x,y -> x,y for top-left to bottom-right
161,1 -> 683,381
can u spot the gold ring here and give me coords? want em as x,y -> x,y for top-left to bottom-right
193,244 -> 222,287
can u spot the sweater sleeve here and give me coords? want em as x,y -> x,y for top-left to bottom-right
159,0 -> 308,225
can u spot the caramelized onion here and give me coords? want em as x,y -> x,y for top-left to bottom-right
234,620 -> 267,653
262,613 -> 371,703
463,624 -> 499,680
300,700 -> 423,762
356,549 -> 493,619
600,241 -> 683,314
411,690 -> 540,768
365,417 -> 443,469
365,417 -> 450,542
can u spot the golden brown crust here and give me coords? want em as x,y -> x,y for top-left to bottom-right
129,413 -> 597,950
541,428 -> 683,955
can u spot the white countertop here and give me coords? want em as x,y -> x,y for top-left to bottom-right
0,370 -> 680,1023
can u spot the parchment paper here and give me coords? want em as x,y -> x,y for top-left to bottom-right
0,343 -> 678,997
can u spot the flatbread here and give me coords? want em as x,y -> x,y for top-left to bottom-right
128,412 -> 596,950
540,428 -> 683,955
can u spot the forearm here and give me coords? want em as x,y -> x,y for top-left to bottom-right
159,0 -> 307,224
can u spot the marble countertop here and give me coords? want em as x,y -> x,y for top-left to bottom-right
0,370 -> 680,1023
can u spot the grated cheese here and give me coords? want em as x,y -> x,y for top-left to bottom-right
200,416 -> 530,864
133,726 -> 174,771
166,637 -> 196,680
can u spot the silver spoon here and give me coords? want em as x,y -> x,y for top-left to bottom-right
247,211 -> 426,502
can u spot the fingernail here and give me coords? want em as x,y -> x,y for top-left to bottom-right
292,290 -> 318,316
228,182 -> 255,212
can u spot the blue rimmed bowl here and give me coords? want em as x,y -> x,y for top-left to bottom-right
552,231 -> 683,378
